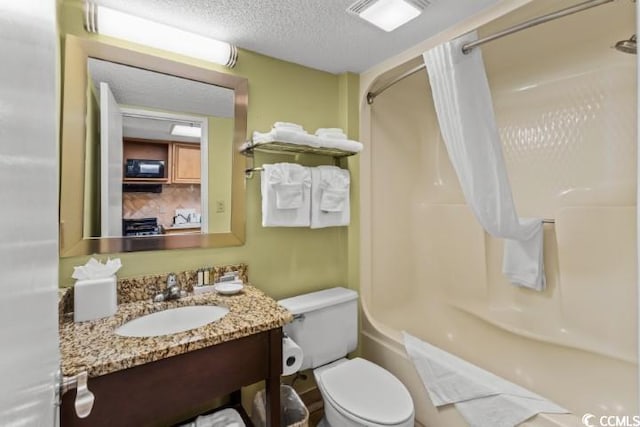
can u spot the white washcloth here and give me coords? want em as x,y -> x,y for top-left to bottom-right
311,166 -> 350,228
316,137 -> 363,153
252,129 -> 320,148
274,121 -> 305,132
403,332 -> 568,427
503,218 -> 545,291
261,163 -> 311,227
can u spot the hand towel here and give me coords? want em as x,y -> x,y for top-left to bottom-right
311,166 -> 350,228
403,332 -> 567,427
502,218 -> 545,291
261,163 -> 311,227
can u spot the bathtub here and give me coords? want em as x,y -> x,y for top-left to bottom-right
358,0 -> 638,425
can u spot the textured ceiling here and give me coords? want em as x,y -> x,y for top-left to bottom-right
89,58 -> 226,141
88,58 -> 234,117
95,0 -> 500,74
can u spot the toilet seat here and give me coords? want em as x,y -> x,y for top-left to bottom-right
315,358 -> 414,426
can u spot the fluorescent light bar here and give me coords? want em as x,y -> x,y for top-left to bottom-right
85,2 -> 238,67
171,124 -> 202,138
358,0 -> 422,32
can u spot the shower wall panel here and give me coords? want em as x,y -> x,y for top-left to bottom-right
366,0 -> 637,420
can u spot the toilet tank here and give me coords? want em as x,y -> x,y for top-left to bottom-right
279,287 -> 358,371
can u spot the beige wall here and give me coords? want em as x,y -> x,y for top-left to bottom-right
58,0 -> 360,302
361,0 -> 637,424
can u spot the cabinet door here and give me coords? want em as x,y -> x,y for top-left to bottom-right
172,143 -> 201,184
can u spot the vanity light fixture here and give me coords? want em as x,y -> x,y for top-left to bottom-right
170,124 -> 202,138
84,2 -> 238,67
347,0 -> 429,32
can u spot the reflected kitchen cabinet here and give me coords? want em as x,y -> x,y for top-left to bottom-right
172,143 -> 201,184
123,139 -> 170,183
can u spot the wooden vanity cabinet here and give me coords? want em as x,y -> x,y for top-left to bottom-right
60,328 -> 282,427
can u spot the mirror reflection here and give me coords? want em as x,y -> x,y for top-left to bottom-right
84,58 -> 234,238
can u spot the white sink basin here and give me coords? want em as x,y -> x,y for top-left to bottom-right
115,305 -> 229,337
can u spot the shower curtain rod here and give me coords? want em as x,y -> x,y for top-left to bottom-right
366,0 -> 614,104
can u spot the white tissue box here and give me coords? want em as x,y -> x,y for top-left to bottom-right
74,275 -> 118,322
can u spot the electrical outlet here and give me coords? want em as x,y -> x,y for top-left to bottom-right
216,200 -> 225,213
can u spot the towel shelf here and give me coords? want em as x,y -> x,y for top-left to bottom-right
241,140 -> 358,178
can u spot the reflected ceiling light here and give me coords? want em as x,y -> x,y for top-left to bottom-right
85,2 -> 238,67
171,124 -> 202,138
347,0 -> 428,32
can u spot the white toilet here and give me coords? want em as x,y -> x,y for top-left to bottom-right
279,287 -> 414,427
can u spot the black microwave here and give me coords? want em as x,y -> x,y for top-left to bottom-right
125,159 -> 165,179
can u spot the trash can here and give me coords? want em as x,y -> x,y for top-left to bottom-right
251,385 -> 309,427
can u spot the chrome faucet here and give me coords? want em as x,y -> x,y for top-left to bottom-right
153,273 -> 185,302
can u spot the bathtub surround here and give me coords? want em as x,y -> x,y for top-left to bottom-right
423,31 -> 545,290
404,332 -> 567,426
361,0 -> 637,424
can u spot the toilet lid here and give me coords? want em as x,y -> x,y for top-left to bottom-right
318,358 -> 413,425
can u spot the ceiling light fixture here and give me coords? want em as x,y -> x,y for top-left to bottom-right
347,0 -> 428,32
170,124 -> 202,138
84,2 -> 238,67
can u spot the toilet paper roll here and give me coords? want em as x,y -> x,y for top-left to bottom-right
282,337 -> 303,376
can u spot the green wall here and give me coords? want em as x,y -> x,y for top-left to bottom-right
59,0 -> 360,300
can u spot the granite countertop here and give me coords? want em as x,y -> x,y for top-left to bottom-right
59,285 -> 292,378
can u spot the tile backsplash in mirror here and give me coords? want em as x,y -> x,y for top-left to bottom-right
123,184 -> 201,228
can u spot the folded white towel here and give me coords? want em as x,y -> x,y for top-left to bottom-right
274,183 -> 303,209
502,218 -> 545,291
403,332 -> 567,427
311,166 -> 350,228
261,163 -> 311,227
320,188 -> 348,212
251,129 -> 363,153
316,127 -> 344,134
274,121 -> 305,132
316,136 -> 363,153
253,129 -> 320,148
318,132 -> 347,140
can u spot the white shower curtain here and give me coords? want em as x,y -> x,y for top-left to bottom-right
423,32 -> 545,290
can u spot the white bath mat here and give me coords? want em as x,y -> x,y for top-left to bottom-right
403,332 -> 568,427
